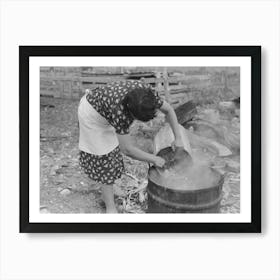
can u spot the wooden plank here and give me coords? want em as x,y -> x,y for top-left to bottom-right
168,84 -> 190,91
163,68 -> 170,103
158,88 -> 189,96
40,83 -> 60,90
142,77 -> 181,84
142,77 -> 166,84
169,92 -> 189,101
41,76 -> 79,82
124,72 -> 156,79
142,75 -> 210,84
80,76 -> 126,83
40,74 -> 210,86
40,90 -> 55,97
81,71 -> 124,76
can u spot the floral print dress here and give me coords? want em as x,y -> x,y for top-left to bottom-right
78,80 -> 163,185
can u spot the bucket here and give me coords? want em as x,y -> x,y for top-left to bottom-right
147,147 -> 224,213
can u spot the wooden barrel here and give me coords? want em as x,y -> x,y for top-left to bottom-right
147,148 -> 224,213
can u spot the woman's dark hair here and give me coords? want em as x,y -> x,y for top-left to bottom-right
122,87 -> 157,122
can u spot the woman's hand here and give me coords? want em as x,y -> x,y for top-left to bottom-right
152,156 -> 166,168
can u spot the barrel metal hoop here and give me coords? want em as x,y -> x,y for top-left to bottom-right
147,189 -> 223,211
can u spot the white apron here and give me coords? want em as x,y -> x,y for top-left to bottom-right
78,94 -> 119,155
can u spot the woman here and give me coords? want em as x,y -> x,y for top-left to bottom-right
78,80 -> 183,213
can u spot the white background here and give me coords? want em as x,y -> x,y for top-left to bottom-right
0,0 -> 279,280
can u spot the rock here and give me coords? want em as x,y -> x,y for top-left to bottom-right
48,148 -> 54,154
68,184 -> 81,191
57,187 -> 63,192
50,170 -> 56,176
60,188 -> 71,196
55,168 -> 64,175
50,165 -> 59,176
56,174 -> 65,183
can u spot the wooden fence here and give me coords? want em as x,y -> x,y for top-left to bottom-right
40,71 -> 211,107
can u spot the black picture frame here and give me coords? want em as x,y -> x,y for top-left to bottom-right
20,46 -> 261,233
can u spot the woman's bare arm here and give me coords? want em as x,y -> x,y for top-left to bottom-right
117,134 -> 165,167
159,101 -> 183,147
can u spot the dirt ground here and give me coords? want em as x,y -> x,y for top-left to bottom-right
40,96 -> 240,214
40,96 -> 155,213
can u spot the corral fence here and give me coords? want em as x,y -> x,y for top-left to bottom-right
40,67 -> 234,107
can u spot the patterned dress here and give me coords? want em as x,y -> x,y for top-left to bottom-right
78,80 -> 163,185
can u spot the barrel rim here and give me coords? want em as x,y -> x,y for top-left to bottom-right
148,167 -> 225,194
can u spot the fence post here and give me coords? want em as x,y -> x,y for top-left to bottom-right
163,67 -> 170,103
155,72 -> 162,93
